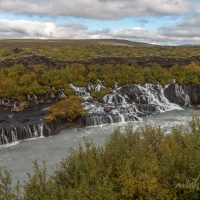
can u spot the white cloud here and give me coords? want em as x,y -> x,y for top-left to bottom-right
0,20 -> 88,39
0,0 -> 199,44
1,13 -> 200,45
109,27 -> 200,45
0,0 -> 195,19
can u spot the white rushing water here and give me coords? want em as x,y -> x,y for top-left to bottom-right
0,108 -> 199,185
70,82 -> 190,126
0,123 -> 52,146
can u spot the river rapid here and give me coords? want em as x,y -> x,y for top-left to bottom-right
0,108 -> 199,185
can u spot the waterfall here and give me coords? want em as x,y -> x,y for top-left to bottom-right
0,123 -> 52,146
70,82 -> 190,127
135,84 -> 183,112
88,80 -> 105,91
0,82 -> 191,146
69,83 -> 90,96
69,83 -> 91,100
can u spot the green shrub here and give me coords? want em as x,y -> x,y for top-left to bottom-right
45,96 -> 85,122
1,61 -> 200,102
2,116 -> 200,199
91,88 -> 112,101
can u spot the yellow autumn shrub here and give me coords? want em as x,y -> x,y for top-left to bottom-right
45,96 -> 85,121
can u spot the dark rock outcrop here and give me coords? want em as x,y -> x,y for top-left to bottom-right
0,105 -> 50,145
0,55 -> 65,68
164,84 -> 191,107
164,83 -> 200,105
136,55 -> 200,68
184,85 -> 200,105
1,54 -> 200,68
0,105 -> 84,145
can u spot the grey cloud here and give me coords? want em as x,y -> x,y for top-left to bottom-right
88,16 -> 200,45
59,23 -> 88,31
1,13 -> 200,45
160,14 -> 200,38
0,0 -> 196,19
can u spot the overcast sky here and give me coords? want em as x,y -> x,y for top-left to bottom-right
0,0 -> 199,44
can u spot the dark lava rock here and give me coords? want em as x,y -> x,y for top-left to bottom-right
1,54 -> 200,69
120,85 -> 143,104
137,104 -> 158,114
184,85 -> 200,105
164,84 -> 190,106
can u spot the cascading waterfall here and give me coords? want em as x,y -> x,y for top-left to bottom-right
0,123 -> 51,146
69,83 -> 91,100
88,80 -> 105,91
0,81 -> 191,146
135,84 -> 183,112
103,89 -> 140,123
70,82 -> 190,127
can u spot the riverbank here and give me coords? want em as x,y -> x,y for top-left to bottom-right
1,109 -> 200,199
0,109 -> 199,185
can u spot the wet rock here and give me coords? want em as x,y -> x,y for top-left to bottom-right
164,84 -> 191,107
184,85 -> 200,105
137,104 -> 158,114
120,85 -> 145,104
104,106 -> 113,112
0,105 -> 50,145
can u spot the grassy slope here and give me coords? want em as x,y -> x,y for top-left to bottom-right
0,39 -> 200,61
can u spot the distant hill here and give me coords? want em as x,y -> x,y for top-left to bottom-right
93,39 -> 152,47
0,39 -> 152,48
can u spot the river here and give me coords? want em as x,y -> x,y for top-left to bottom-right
0,108 -> 199,185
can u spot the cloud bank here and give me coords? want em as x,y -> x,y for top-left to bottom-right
0,0 -> 195,19
0,16 -> 200,45
0,0 -> 199,44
